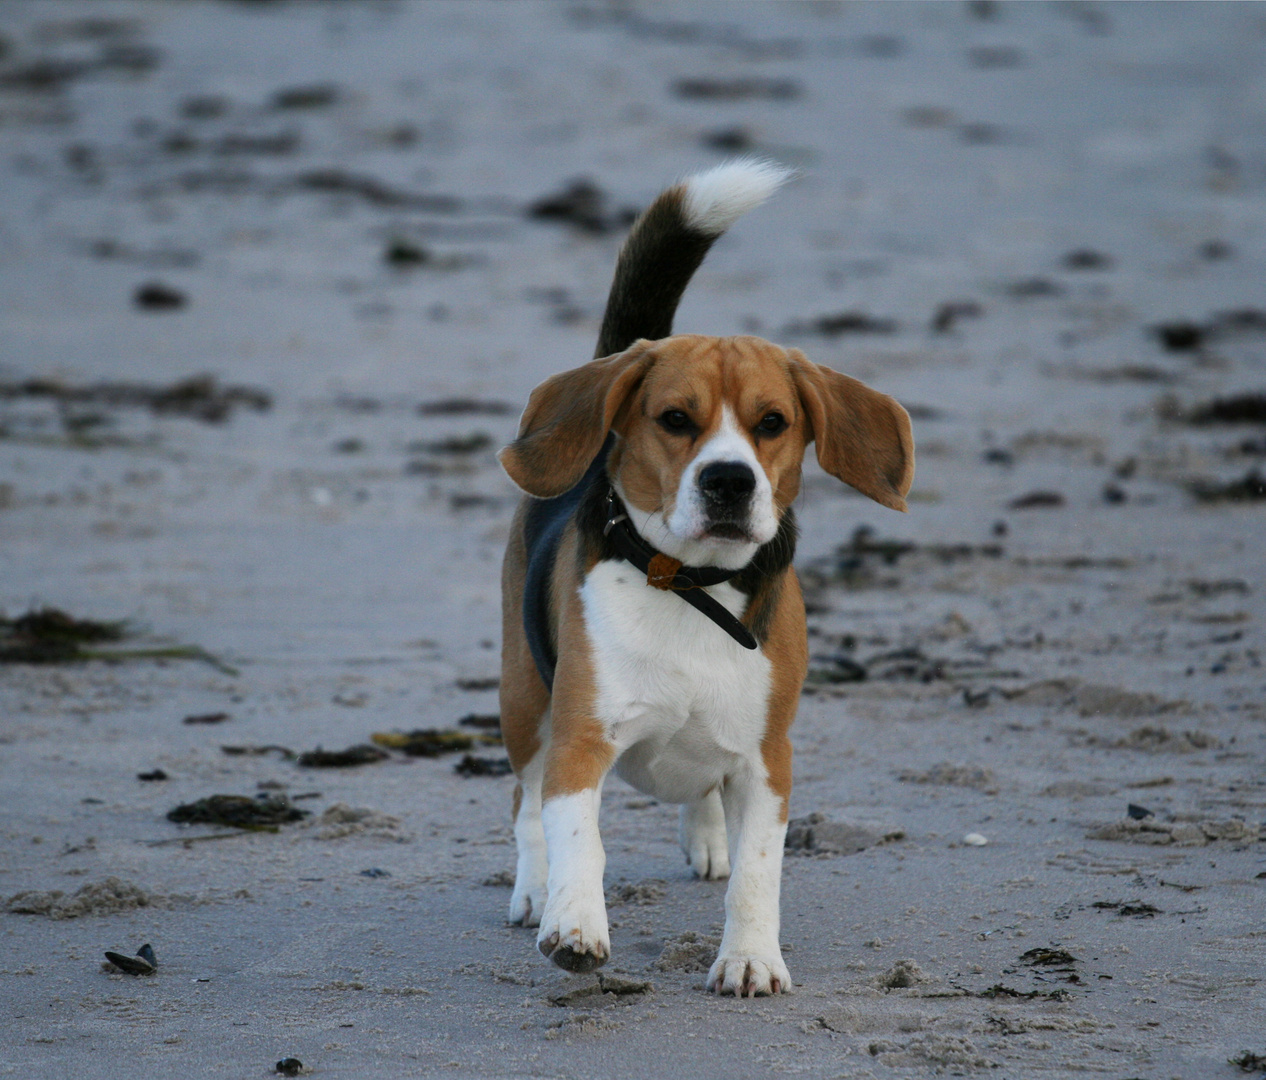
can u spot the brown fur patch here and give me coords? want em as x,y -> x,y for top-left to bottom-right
742,569 -> 787,646
500,499 -> 549,773
540,526 -> 616,800
756,571 -> 808,820
787,348 -> 914,512
499,342 -> 657,499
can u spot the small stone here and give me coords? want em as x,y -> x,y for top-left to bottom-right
963,833 -> 988,846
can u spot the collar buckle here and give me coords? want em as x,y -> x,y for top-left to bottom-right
603,487 -> 628,537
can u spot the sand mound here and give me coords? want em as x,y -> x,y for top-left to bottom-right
1088,816 -> 1257,846
653,931 -> 720,973
307,803 -> 411,842
871,1035 -> 993,1070
6,877 -> 166,919
874,959 -> 931,990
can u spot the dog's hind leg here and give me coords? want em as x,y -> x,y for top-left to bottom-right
508,741 -> 549,927
499,503 -> 553,927
680,788 -> 730,880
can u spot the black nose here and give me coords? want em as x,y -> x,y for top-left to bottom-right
698,461 -> 756,505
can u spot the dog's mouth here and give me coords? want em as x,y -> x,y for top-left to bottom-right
702,522 -> 753,542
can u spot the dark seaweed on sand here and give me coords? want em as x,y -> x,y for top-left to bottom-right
417,398 -> 515,417
527,178 -> 638,235
785,311 -> 899,337
1019,946 -> 1077,968
0,606 -> 237,673
370,729 -> 501,757
673,76 -> 801,101
0,608 -> 125,663
1008,490 -> 1066,509
454,754 -> 513,777
407,433 -> 494,455
1093,900 -> 1161,918
1185,393 -> 1266,426
1229,1050 -> 1266,1073
0,374 -> 271,424
297,744 -> 389,768
813,526 -> 1004,589
167,794 -> 308,830
805,655 -> 868,685
1188,469 -> 1266,503
978,984 -> 1071,1001
1153,309 -> 1266,353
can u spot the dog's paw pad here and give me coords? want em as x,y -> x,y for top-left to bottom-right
545,943 -> 608,973
536,917 -> 610,973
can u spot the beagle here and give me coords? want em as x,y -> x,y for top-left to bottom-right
497,161 -> 914,997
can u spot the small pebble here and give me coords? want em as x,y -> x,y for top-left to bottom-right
275,1059 -> 306,1077
963,832 -> 988,846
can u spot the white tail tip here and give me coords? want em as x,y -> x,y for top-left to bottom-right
680,159 -> 795,237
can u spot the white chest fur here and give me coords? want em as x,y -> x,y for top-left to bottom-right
579,559 -> 773,803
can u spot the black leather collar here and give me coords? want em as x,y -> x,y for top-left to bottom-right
602,488 -> 758,651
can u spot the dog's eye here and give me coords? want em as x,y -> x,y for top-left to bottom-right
659,409 -> 692,432
757,412 -> 786,435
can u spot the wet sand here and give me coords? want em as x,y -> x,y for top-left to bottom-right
1,3 -> 1263,1077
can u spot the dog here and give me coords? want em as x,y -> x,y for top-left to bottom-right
497,160 -> 914,997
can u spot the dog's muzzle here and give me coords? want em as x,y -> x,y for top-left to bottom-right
697,461 -> 756,538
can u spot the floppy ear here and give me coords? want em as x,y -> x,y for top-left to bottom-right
787,350 -> 915,512
499,341 -> 656,498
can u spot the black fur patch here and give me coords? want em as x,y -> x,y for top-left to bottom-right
521,438 -> 613,690
594,188 -> 716,359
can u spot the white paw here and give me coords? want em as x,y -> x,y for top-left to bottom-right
684,829 -> 730,880
508,879 -> 546,927
707,951 -> 791,997
535,892 -> 610,973
679,796 -> 730,880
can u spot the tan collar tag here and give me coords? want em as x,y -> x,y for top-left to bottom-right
646,553 -> 684,590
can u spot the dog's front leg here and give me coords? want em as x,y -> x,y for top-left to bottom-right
535,686 -> 615,973
709,761 -> 792,996
537,779 -> 611,972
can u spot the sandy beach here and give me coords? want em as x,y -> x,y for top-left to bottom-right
1,2 -> 1263,1077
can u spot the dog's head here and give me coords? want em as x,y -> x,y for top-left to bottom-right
500,335 -> 914,569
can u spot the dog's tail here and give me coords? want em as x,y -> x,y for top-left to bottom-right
594,159 -> 794,359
